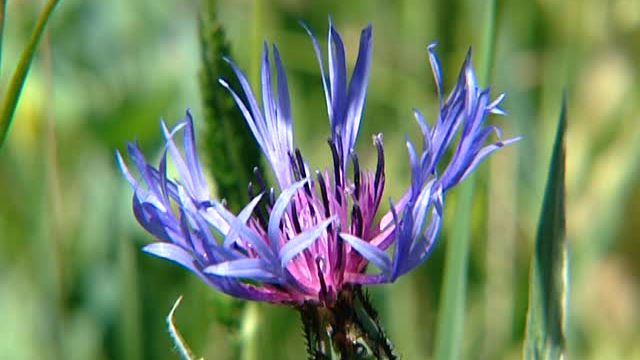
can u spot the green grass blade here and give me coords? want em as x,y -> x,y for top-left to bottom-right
0,0 -> 60,148
167,296 -> 202,360
0,0 -> 7,75
433,178 -> 474,360
523,97 -> 568,360
434,1 -> 497,359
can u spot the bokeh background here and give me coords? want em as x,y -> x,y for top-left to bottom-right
1,0 -> 639,359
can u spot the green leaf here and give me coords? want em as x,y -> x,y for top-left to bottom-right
523,96 -> 568,360
0,0 -> 60,148
167,296 -> 202,360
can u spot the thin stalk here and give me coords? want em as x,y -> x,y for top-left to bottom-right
0,0 -> 60,147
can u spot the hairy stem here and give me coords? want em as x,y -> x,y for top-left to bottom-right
299,287 -> 397,360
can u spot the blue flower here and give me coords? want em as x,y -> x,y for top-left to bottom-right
118,21 -> 518,305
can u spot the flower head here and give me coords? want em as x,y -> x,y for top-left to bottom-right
118,21 -> 518,305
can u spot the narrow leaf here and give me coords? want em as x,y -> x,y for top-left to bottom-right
0,0 -> 60,147
523,97 -> 568,360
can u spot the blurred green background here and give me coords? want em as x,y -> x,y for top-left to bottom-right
1,0 -> 639,359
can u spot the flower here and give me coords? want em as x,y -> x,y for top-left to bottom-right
117,21 -> 518,305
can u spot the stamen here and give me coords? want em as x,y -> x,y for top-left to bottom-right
373,134 -> 385,194
351,153 -> 361,200
316,256 -> 328,302
247,181 -> 255,199
291,202 -> 302,233
253,167 -> 267,192
328,139 -> 342,187
316,171 -> 331,218
288,151 -> 302,181
351,203 -> 363,238
295,148 -> 313,197
268,188 -> 275,207
248,180 -> 269,228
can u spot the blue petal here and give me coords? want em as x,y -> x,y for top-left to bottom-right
300,22 -> 332,119
268,179 -> 309,252
279,217 -> 334,267
427,42 -> 443,104
204,258 -> 279,283
223,194 -> 263,249
261,42 -> 278,136
143,243 -> 198,273
273,45 -> 292,132
218,78 -> 266,151
340,233 -> 391,276
343,24 -> 373,161
182,110 -> 209,200
214,202 -> 277,265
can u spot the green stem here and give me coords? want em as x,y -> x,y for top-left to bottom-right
0,0 -> 60,148
299,286 -> 397,360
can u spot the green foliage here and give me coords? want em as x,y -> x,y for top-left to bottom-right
524,97 -> 568,360
0,1 -> 637,359
198,0 -> 263,212
0,0 -> 59,147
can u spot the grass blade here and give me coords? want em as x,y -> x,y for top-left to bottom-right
523,97 -> 568,360
0,0 -> 6,74
434,1 -> 497,359
0,0 -> 60,147
433,178 -> 474,360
